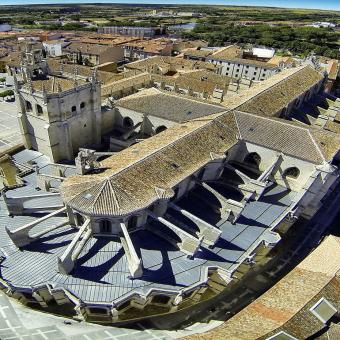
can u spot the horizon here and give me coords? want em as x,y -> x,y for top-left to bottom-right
1,1 -> 340,12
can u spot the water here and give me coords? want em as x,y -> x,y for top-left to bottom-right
169,22 -> 197,30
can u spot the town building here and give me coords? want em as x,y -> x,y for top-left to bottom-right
183,45 -> 285,81
98,26 -> 165,38
62,42 -> 124,66
184,235 -> 340,340
123,38 -> 173,61
42,39 -> 70,57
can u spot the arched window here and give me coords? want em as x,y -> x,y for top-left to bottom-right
36,104 -> 43,115
71,105 -> 77,113
100,220 -> 112,233
122,116 -> 134,128
283,167 -> 300,179
244,152 -> 261,168
155,125 -> 167,134
75,213 -> 85,226
80,102 -> 85,109
26,101 -> 32,112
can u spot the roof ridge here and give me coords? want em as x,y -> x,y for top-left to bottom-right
107,179 -> 121,214
235,110 -> 311,132
86,179 -> 109,214
102,111 -> 233,182
157,88 -> 224,108
307,129 -> 327,162
238,65 -> 310,108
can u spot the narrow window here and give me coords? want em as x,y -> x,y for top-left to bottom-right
36,104 -> 43,115
26,101 -> 32,112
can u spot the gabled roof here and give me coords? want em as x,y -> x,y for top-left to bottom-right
235,111 -> 325,163
183,235 -> 340,340
238,65 -> 324,117
60,113 -> 239,216
61,111 -> 328,217
115,87 -> 226,122
60,64 -> 333,217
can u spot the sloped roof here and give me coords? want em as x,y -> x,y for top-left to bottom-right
48,60 -> 121,85
210,45 -> 243,60
60,110 -> 328,217
116,87 -> 226,122
62,42 -> 119,56
238,65 -> 324,117
60,65 -> 333,217
61,113 -> 239,216
184,235 -> 340,340
235,111 -> 325,163
124,55 -> 218,72
23,76 -> 87,93
208,45 -> 278,69
152,71 -> 230,95
309,128 -> 340,161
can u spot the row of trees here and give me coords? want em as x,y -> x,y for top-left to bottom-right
183,24 -> 340,59
0,89 -> 14,100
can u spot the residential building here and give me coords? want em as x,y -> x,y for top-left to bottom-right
62,42 -> 124,66
124,38 -> 173,61
184,45 -> 283,81
42,40 -> 70,57
98,26 -> 165,38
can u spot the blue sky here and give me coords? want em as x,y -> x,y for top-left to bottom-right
2,1 -> 340,11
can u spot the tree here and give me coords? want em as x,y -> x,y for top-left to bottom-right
0,89 -> 14,101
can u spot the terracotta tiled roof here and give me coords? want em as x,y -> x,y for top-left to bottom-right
23,76 -> 87,93
63,42 -> 119,56
115,87 -> 226,122
235,111 -> 325,163
60,64 -> 334,217
60,114 -> 239,216
238,65 -> 324,117
184,235 -> 340,340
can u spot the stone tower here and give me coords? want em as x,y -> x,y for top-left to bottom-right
19,41 -> 49,80
14,44 -> 102,163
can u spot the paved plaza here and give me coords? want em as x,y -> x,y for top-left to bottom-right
0,74 -> 21,153
0,290 -> 180,340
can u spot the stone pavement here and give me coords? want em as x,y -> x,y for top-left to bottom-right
0,290 -> 173,340
0,98 -> 21,153
0,291 -> 222,340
